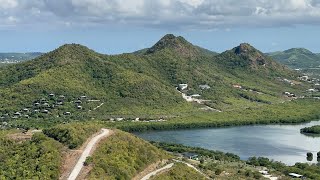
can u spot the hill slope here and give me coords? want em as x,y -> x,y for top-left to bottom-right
267,48 -> 320,69
0,35 -> 309,121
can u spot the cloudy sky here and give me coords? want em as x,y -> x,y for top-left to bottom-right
1,0 -> 320,53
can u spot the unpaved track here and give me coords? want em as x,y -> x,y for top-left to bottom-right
140,163 -> 174,180
67,129 -> 110,180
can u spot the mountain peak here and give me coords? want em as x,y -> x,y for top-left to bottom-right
146,34 -> 199,57
284,48 -> 313,55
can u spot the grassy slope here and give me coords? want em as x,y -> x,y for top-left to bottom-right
87,130 -> 171,179
151,163 -> 206,180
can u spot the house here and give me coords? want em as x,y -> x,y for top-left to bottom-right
182,152 -> 199,160
199,84 -> 211,90
178,84 -> 188,91
307,89 -> 317,92
233,84 -> 242,89
116,117 -> 124,121
34,109 -> 40,113
34,102 -> 40,106
191,94 -> 201,98
13,112 -> 21,116
259,170 -> 268,175
288,173 -> 303,178
75,100 -> 82,104
41,110 -> 49,114
49,93 -> 55,97
23,108 -> 29,112
64,112 -> 71,115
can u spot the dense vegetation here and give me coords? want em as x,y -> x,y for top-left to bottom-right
0,131 -> 62,179
267,48 -> 320,69
43,122 -> 101,149
150,163 -> 206,180
87,130 -> 171,179
300,125 -> 320,135
248,157 -> 320,179
116,99 -> 320,132
152,142 -> 240,162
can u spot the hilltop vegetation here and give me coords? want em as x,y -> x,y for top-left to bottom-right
0,131 -> 62,179
0,35 -> 311,123
87,130 -> 171,179
43,122 -> 102,149
267,48 -> 320,69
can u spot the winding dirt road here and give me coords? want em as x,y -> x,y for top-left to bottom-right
67,129 -> 110,180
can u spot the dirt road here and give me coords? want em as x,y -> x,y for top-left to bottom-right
67,129 -> 110,180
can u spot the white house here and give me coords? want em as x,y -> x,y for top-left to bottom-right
178,84 -> 188,91
199,84 -> 211,90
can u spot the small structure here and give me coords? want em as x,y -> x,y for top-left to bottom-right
23,108 -> 29,112
80,96 -> 87,99
77,105 -> 83,109
178,84 -> 188,91
34,102 -> 40,106
41,109 -> 49,114
307,89 -> 317,92
116,117 -> 124,121
233,84 -> 242,89
190,94 -> 201,98
259,170 -> 268,175
199,84 -> 211,90
49,93 -> 55,97
59,95 -> 65,99
13,112 -> 21,116
288,173 -> 303,178
34,109 -> 40,113
182,152 -> 199,160
64,112 -> 71,115
75,100 -> 82,104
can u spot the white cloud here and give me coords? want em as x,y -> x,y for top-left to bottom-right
0,0 -> 18,9
1,0 -> 320,29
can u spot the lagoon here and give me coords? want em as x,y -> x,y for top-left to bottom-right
135,120 -> 320,165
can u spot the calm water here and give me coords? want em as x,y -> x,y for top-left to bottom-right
135,121 -> 320,165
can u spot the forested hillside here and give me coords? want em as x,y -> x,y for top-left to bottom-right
0,34 -> 311,123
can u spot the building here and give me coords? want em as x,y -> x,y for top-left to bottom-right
64,112 -> 71,115
199,84 -> 211,90
178,84 -> 188,91
182,152 -> 199,160
191,94 -> 201,98
288,173 -> 303,178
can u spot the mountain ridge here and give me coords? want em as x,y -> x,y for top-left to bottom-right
0,34 -> 308,120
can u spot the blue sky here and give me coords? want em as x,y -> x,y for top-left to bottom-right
0,0 -> 320,54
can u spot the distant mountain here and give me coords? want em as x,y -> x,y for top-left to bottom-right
0,34 -> 307,120
0,52 -> 43,65
267,48 -> 320,69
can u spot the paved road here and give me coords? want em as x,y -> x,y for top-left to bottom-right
140,163 -> 174,180
68,129 -> 110,180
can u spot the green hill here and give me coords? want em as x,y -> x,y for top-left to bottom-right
267,48 -> 320,69
0,35 -> 309,122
